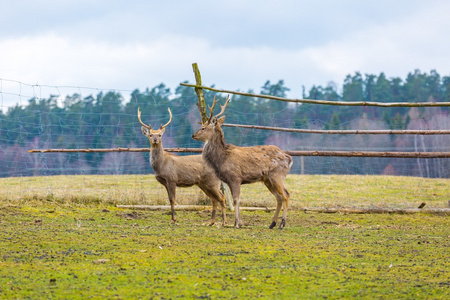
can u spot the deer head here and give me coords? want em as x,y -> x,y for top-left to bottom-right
138,107 -> 172,147
192,95 -> 230,142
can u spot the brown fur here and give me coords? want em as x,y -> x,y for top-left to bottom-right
192,111 -> 292,229
139,109 -> 226,226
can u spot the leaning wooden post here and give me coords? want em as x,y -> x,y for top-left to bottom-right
190,62 -> 234,211
192,63 -> 208,123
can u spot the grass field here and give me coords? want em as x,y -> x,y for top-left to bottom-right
1,174 -> 449,299
0,174 -> 449,209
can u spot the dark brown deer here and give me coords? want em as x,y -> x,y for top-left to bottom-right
192,96 -> 292,229
138,107 -> 226,226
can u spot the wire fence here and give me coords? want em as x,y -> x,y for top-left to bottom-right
1,73 -> 449,211
1,77 -> 449,178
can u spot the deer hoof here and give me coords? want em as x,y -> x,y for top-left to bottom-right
234,220 -> 242,229
269,221 -> 276,229
278,219 -> 286,229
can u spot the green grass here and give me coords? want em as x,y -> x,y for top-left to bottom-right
1,205 -> 449,299
0,175 -> 449,298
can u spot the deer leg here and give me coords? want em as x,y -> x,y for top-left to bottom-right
219,195 -> 227,227
228,182 -> 242,229
271,195 -> 283,229
264,180 -> 283,229
210,195 -> 227,227
279,186 -> 290,230
209,198 -> 218,226
212,189 -> 227,227
200,184 -> 226,227
165,184 -> 177,223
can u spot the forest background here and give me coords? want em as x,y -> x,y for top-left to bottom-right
0,69 -> 448,178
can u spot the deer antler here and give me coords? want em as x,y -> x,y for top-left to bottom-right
207,96 -> 220,124
207,95 -> 230,123
160,108 -> 173,129
215,95 -> 230,118
138,107 -> 152,129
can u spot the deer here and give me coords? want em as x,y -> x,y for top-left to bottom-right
138,107 -> 227,226
192,96 -> 293,229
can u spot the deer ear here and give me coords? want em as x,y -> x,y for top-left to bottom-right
141,126 -> 149,135
217,116 -> 226,124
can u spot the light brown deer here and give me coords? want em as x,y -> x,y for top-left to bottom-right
138,107 -> 226,226
192,96 -> 293,229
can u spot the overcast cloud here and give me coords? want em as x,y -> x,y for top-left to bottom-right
1,0 -> 449,108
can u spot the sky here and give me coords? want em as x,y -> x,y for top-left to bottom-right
1,0 -> 449,109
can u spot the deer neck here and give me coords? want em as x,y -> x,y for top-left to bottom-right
214,126 -> 227,149
203,126 -> 228,166
150,143 -> 165,171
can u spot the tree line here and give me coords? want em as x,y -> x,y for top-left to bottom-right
0,69 -> 448,178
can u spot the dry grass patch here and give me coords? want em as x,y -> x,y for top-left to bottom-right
0,174 -> 448,209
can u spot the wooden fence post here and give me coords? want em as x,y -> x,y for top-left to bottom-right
190,63 -> 234,211
192,63 -> 208,123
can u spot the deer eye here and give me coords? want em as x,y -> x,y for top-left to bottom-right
201,127 -> 205,131
158,134 -> 162,137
